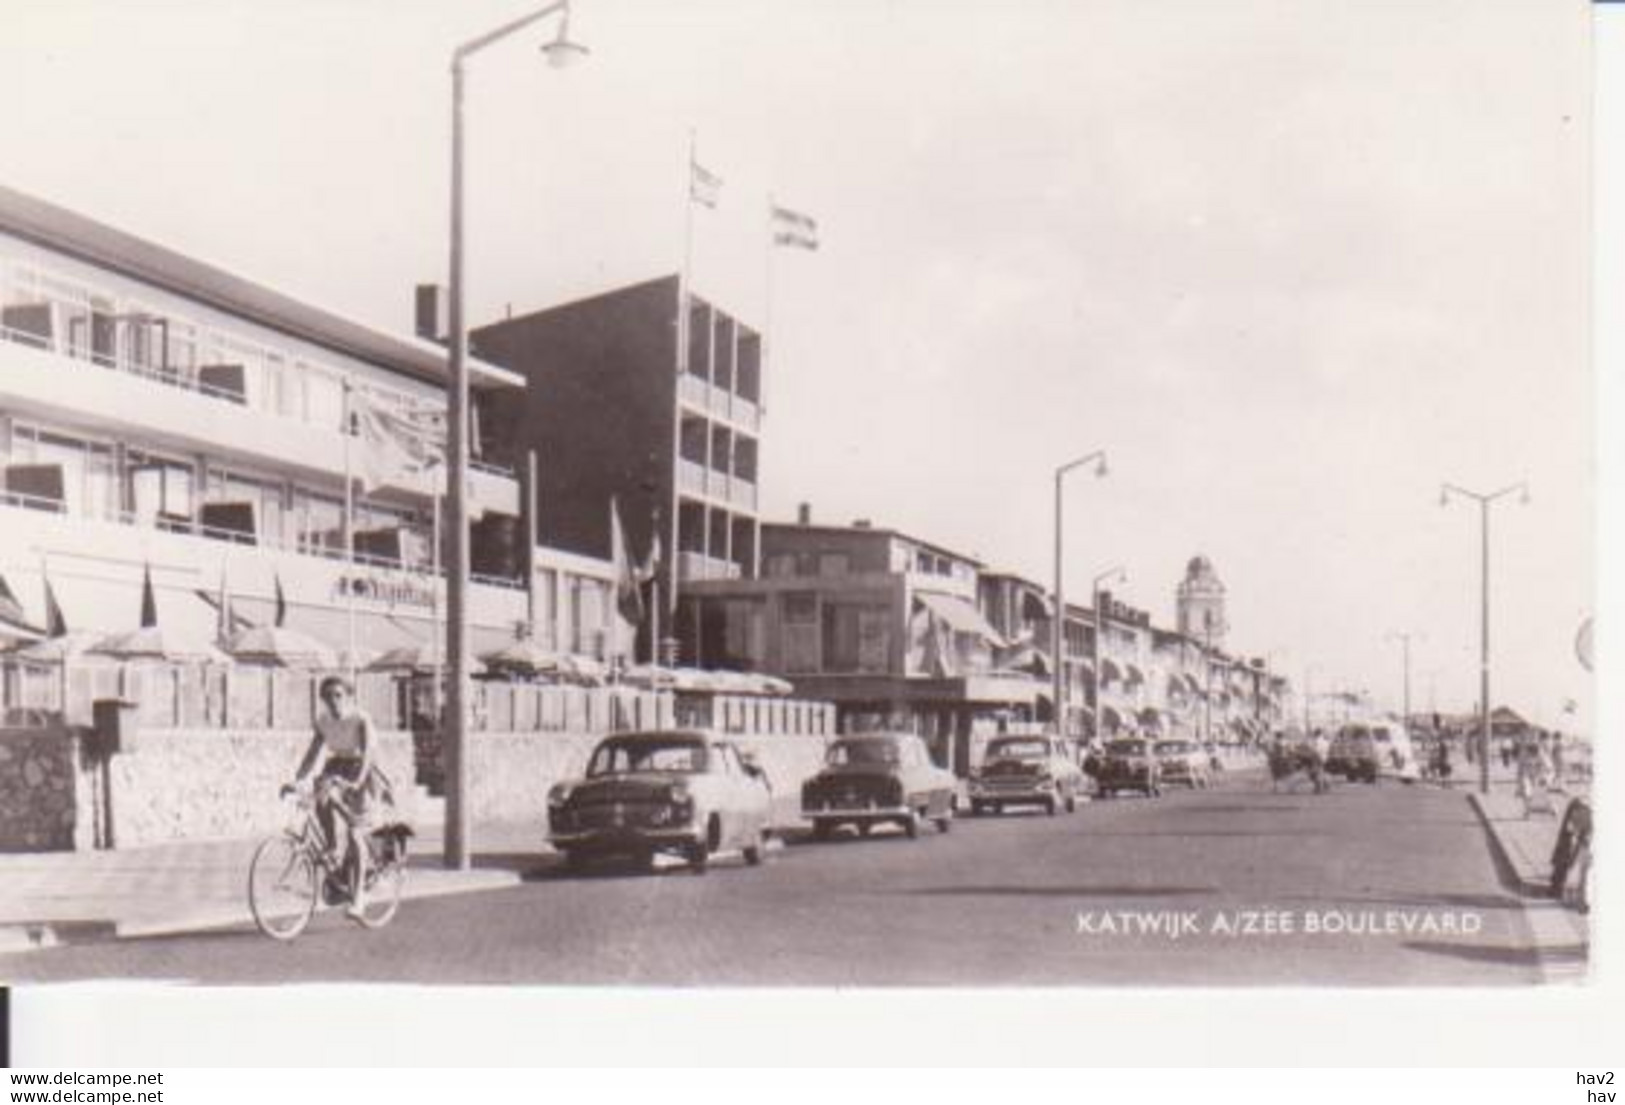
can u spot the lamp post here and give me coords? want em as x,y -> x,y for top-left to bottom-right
1386,631 -> 1420,735
1302,661 -> 1320,734
1051,451 -> 1109,741
1091,565 -> 1125,739
1440,481 -> 1528,796
444,1 -> 588,870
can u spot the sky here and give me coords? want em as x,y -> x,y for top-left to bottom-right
0,0 -> 1596,730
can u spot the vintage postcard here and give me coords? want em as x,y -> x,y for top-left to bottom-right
0,0 -> 1600,1022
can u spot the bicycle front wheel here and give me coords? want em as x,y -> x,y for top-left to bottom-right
355,858 -> 404,930
249,835 -> 319,941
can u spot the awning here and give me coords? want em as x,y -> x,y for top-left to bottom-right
1021,590 -> 1054,621
1137,706 -> 1165,731
915,591 -> 1006,647
1181,672 -> 1203,695
1100,656 -> 1126,685
1125,662 -> 1146,686
1100,705 -> 1126,731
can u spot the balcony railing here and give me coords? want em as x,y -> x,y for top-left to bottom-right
677,551 -> 742,582
677,458 -> 707,495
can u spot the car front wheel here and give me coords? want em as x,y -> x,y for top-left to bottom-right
902,809 -> 922,839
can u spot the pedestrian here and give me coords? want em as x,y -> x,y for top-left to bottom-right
1500,740 -> 1513,770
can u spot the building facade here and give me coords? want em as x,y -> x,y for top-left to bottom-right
677,519 -> 1043,772
466,275 -> 764,658
0,184 -> 618,661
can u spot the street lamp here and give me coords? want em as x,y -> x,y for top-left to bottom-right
445,1 -> 588,870
1440,480 -> 1529,796
1091,565 -> 1126,741
1051,450 -> 1109,741
1385,631 -> 1422,736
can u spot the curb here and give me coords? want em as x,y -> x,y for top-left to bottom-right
1466,792 -> 1548,897
1465,792 -> 1589,985
0,868 -> 523,956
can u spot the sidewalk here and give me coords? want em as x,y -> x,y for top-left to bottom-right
0,818 -> 542,955
1457,765 -> 1590,983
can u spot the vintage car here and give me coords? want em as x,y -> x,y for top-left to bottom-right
1325,728 -> 1380,783
547,729 -> 773,873
1085,737 -> 1162,798
969,734 -> 1087,815
1153,739 -> 1211,789
801,732 -> 957,839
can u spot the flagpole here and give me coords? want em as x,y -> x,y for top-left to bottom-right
670,128 -> 698,667
342,379 -> 357,676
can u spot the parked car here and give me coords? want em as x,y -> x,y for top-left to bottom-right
1085,737 -> 1162,798
548,729 -> 774,873
969,734 -> 1087,815
1154,739 -> 1211,789
1325,728 -> 1380,783
1551,796 -> 1592,914
801,732 -> 957,839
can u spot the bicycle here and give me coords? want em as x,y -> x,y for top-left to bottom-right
247,776 -> 412,941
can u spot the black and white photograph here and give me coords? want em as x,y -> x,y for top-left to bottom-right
0,0 -> 1603,1013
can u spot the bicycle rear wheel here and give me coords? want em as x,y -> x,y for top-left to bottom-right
355,858 -> 404,929
249,835 -> 319,941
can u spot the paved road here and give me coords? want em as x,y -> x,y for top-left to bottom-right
0,772 -> 1549,985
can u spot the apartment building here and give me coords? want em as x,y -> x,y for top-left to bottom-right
0,184 -> 617,660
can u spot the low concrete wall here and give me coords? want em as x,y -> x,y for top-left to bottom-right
3,722 -> 836,852
0,727 -> 94,852
466,730 -> 834,828
103,728 -> 421,848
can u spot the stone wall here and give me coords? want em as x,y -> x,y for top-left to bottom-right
2,723 -> 836,852
102,728 -> 421,848
0,727 -> 93,852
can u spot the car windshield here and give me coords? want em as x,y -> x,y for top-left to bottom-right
587,737 -> 709,776
827,739 -> 901,766
1106,740 -> 1148,756
987,739 -> 1048,760
1155,741 -> 1195,755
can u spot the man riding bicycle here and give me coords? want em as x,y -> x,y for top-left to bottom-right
287,675 -> 380,920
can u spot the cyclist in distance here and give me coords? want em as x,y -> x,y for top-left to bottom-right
289,674 -> 378,920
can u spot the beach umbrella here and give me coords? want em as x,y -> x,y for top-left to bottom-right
622,663 -> 677,690
368,643 -> 483,674
92,625 -> 225,663
557,654 -> 607,686
479,636 -> 561,676
225,625 -> 338,668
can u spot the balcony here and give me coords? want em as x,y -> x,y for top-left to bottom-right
0,327 -> 518,516
674,371 -> 760,433
678,551 -> 742,582
677,458 -> 707,496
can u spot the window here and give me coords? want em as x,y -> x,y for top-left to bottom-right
821,602 -> 890,674
7,425 -> 116,519
818,553 -> 850,577
128,453 -> 196,525
782,591 -> 819,673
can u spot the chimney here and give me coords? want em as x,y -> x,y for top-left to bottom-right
415,284 -> 448,343
852,518 -> 872,529
797,502 -> 811,525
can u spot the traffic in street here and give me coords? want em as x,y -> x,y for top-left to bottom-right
0,768 -> 1565,986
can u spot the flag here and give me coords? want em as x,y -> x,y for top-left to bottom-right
139,564 -> 157,629
690,159 -> 722,209
274,573 -> 288,628
0,572 -> 36,633
770,203 -> 819,250
215,564 -> 234,645
611,497 -> 644,625
637,510 -> 663,585
43,572 -> 66,637
350,389 -> 446,493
